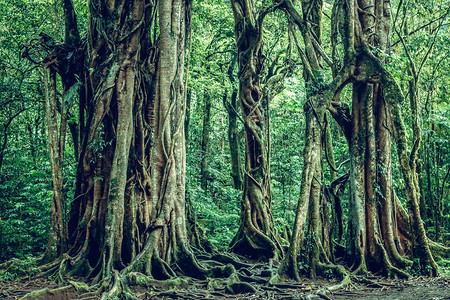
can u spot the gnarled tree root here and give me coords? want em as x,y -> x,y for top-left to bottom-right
19,247 -> 260,299
19,280 -> 89,300
301,262 -> 352,292
230,224 -> 281,261
429,239 -> 450,261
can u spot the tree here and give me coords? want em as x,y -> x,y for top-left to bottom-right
20,1 -> 239,297
277,0 -> 352,280
67,0 -> 198,281
39,0 -> 82,262
279,0 -> 445,280
228,0 -> 287,261
224,54 -> 244,190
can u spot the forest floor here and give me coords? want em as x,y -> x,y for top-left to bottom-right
1,275 -> 449,299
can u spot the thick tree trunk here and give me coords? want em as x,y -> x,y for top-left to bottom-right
342,0 -> 415,277
347,82 -> 368,274
229,0 -> 285,261
61,1 -> 213,286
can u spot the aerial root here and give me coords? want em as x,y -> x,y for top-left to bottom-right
317,263 -> 351,291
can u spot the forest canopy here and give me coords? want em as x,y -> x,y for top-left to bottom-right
0,0 -> 449,299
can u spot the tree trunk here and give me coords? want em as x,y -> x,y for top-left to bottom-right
22,0 -> 81,263
229,0 -> 285,261
201,90 -> 211,191
279,0 -> 345,280
43,67 -> 68,262
225,55 -> 243,190
347,82 -> 368,274
343,0 -> 415,277
61,1 -> 214,287
185,89 -> 192,143
279,0 -> 441,280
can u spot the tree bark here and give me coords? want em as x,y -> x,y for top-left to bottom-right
43,67 -> 68,262
229,0 -> 286,261
225,55 -> 243,190
60,1 -> 215,287
279,0 -> 349,280
201,90 -> 211,191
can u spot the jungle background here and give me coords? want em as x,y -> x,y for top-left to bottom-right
0,0 -> 449,298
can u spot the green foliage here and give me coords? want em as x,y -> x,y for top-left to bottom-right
0,0 -> 79,261
0,257 -> 39,281
190,185 -> 240,250
438,259 -> 450,277
186,127 -> 241,249
270,79 -> 305,228
0,160 -> 52,261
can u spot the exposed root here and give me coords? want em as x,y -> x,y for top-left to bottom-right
277,246 -> 303,281
56,254 -> 71,284
19,282 -> 85,300
209,253 -> 255,269
382,259 -> 411,279
0,257 -> 56,281
230,223 -> 280,261
17,245 -> 252,299
316,263 -> 351,291
429,239 -> 450,261
375,242 -> 411,279
352,260 -> 369,276
127,271 -> 188,288
101,270 -> 123,300
226,281 -> 257,294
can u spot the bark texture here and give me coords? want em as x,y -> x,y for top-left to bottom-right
279,0 -> 350,280
279,0 -> 440,280
55,1 -> 211,288
229,0 -> 286,261
43,67 -> 68,262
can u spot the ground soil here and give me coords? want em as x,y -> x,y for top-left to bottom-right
1,275 -> 449,299
331,276 -> 450,300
